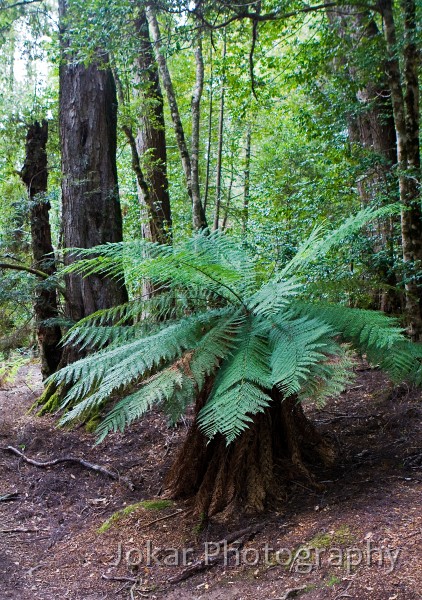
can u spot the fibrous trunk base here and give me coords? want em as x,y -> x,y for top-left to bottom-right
165,387 -> 335,518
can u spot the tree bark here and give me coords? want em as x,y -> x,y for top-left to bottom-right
191,29 -> 207,231
59,0 -> 128,340
213,33 -> 226,231
165,384 -> 335,518
242,126 -> 252,234
380,0 -> 422,338
327,6 -> 401,313
20,120 -> 62,378
203,43 -> 213,213
133,9 -> 172,244
146,4 -> 207,230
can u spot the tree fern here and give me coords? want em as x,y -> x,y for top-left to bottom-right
46,209 -> 422,444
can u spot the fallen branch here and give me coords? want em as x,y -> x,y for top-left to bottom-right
2,446 -> 135,491
168,522 -> 266,584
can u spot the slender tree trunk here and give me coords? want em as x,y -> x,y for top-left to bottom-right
115,76 -> 153,241
145,4 -> 207,230
191,29 -> 207,230
166,384 -> 335,518
222,159 -> 235,230
380,0 -> 422,338
203,44 -> 213,213
213,33 -> 226,230
59,0 -> 128,337
20,120 -> 62,378
242,126 -> 252,234
133,10 -> 172,244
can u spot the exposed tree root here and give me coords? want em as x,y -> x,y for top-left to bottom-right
1,446 -> 134,490
168,522 -> 266,584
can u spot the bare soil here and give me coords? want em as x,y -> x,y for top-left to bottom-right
0,361 -> 421,600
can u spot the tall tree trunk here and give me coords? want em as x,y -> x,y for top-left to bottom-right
380,0 -> 422,338
327,7 -> 401,313
145,4 -> 207,230
242,126 -> 252,234
213,33 -> 226,231
20,120 -> 62,378
134,10 -> 172,245
203,43 -> 213,213
166,384 -> 335,518
222,159 -> 235,230
191,29 -> 207,231
59,0 -> 128,340
36,0 -> 130,411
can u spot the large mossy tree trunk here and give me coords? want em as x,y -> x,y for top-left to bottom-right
59,0 -> 128,332
165,385 -> 335,518
37,1 -> 129,411
134,9 -> 172,245
20,120 -> 62,378
327,6 -> 402,314
380,0 -> 422,339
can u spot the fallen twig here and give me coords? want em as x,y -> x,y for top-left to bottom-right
0,492 -> 20,502
168,522 -> 266,584
143,509 -> 184,528
335,580 -> 353,599
270,587 -> 307,600
1,446 -> 135,490
0,528 -> 44,534
27,564 -> 43,576
101,574 -> 138,583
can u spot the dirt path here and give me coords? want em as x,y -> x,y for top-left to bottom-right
0,362 -> 421,599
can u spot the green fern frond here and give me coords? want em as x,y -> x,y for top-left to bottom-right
292,302 -> 421,383
95,365 -> 188,443
298,347 -> 356,407
198,317 -> 272,442
269,314 -> 336,397
55,310 -> 224,414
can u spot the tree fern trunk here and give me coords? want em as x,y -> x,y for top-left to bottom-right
165,386 -> 335,518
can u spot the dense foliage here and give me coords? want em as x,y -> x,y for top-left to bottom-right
46,212 -> 422,444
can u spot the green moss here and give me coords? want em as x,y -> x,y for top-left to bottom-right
326,575 -> 341,587
140,499 -> 173,511
307,525 -> 354,549
36,391 -> 61,415
32,380 -> 61,414
192,512 -> 206,535
332,525 -> 354,545
307,532 -> 332,549
84,414 -> 101,432
98,499 -> 173,533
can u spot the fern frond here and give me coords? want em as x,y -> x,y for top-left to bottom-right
94,310 -> 245,443
269,314 -> 336,397
95,363 -> 193,443
298,347 -> 356,407
248,277 -> 302,317
279,204 -> 400,278
198,317 -> 272,443
55,310 -> 224,414
293,302 -> 422,383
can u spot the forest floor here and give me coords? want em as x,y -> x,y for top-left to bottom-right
0,361 -> 421,600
